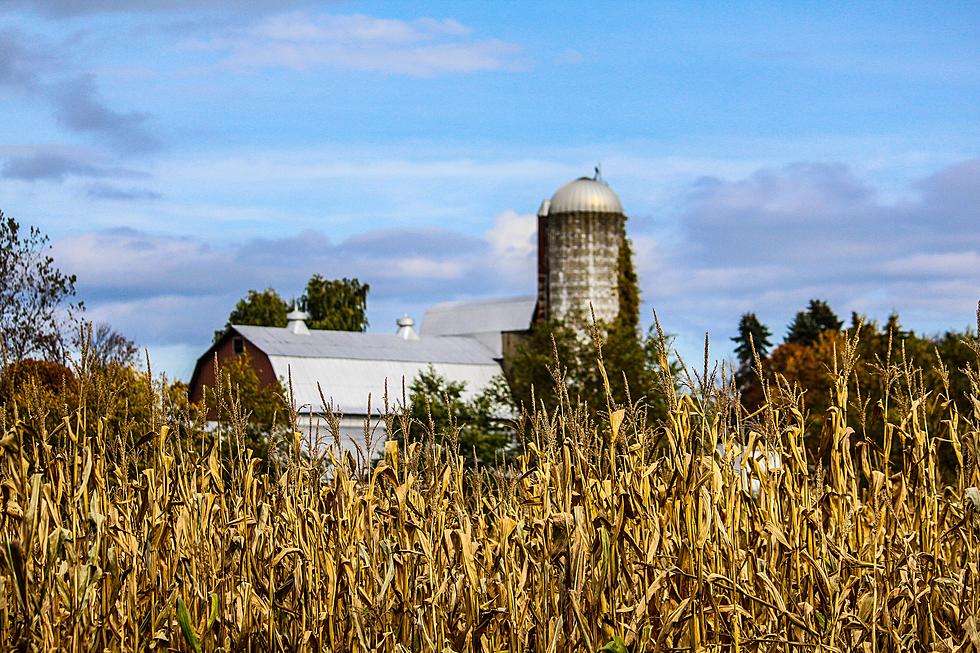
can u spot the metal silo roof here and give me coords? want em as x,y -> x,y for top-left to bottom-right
547,177 -> 624,215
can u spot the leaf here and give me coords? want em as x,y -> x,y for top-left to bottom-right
176,597 -> 202,653
4,540 -> 27,610
599,635 -> 628,653
610,409 -> 626,440
207,593 -> 218,630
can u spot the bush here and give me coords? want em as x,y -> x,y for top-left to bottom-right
0,358 -> 78,431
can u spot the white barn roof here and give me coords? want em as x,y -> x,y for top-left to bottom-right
231,325 -> 502,416
421,295 -> 536,357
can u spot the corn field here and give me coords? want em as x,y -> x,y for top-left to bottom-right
1,327 -> 980,651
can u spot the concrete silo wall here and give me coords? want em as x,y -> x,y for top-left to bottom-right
537,211 -> 624,325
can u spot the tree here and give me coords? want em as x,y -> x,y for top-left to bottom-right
505,318 -> 585,413
786,299 -> 843,345
505,314 -> 671,421
0,359 -> 79,431
615,236 -> 640,331
221,277 -> 370,336
301,275 -> 369,332
732,313 -> 773,387
225,288 -> 289,331
401,366 -> 514,467
742,309 -> 977,478
0,211 -> 81,362
83,322 -> 139,369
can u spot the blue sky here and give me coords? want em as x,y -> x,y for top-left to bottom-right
1,0 -> 978,379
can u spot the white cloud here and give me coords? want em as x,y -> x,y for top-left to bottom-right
51,220 -> 538,375
485,210 -> 536,283
39,157 -> 980,380
184,12 -> 523,76
638,158 -> 980,356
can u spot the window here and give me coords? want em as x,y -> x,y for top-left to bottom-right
233,337 -> 244,355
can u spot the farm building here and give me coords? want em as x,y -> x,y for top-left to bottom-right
188,173 -> 629,453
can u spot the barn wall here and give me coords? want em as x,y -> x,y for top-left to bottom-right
188,332 -> 278,412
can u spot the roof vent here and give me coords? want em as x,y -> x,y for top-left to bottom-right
286,308 -> 310,335
396,315 -> 419,340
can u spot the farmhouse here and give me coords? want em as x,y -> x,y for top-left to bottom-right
188,173 -> 629,451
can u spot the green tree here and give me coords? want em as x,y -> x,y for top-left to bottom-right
0,211 -> 81,362
506,315 -> 671,420
786,298 -> 843,345
505,318 -> 584,413
301,275 -> 369,331
732,313 -> 773,388
615,235 -> 640,331
226,288 -> 289,331
401,366 -> 514,467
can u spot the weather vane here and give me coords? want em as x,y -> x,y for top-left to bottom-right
594,163 -> 603,182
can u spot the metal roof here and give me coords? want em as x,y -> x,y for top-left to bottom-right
227,324 -> 504,415
270,356 -> 501,416
233,324 -> 497,364
547,177 -> 624,215
421,295 -> 536,337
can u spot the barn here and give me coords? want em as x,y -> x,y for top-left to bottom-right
188,173 -> 628,455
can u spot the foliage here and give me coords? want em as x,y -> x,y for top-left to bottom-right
301,275 -> 370,332
224,288 -> 289,335
743,308 -> 978,476
732,312 -> 773,370
0,359 -> 77,402
615,235 -> 640,331
785,298 -> 843,345
0,359 -> 78,433
222,277 -> 370,336
2,316 -> 980,650
205,350 -> 288,468
506,315 -> 671,421
0,211 -> 81,362
400,366 -> 514,467
79,322 -> 139,369
505,317 -> 584,413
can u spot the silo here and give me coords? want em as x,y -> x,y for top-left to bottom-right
536,175 -> 626,325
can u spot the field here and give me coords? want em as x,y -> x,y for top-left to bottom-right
1,329 -> 979,651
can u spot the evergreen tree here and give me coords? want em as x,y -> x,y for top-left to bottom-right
732,313 -> 773,370
615,235 -> 640,331
301,275 -> 369,332
786,299 -> 842,345
808,299 -> 843,333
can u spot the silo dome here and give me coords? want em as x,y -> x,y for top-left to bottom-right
547,177 -> 624,215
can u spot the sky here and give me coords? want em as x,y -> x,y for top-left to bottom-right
0,0 -> 978,380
